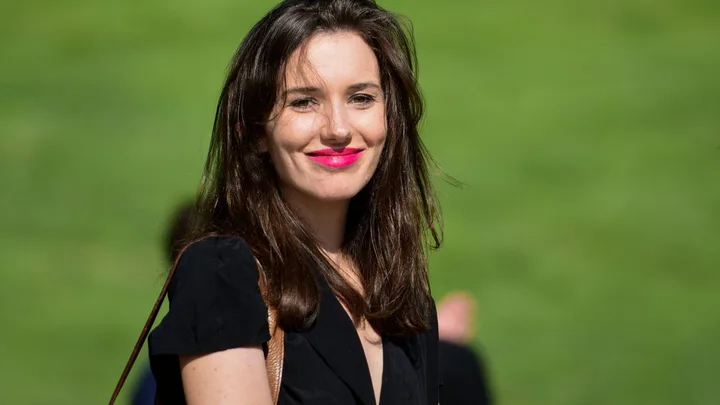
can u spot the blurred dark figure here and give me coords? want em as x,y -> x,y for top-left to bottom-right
130,202 -> 493,405
437,292 -> 493,405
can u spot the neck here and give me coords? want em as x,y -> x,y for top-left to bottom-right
282,188 -> 363,295
283,188 -> 349,255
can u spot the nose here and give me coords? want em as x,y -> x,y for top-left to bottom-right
320,103 -> 352,144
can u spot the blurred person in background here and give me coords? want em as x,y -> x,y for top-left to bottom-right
123,0 -> 493,404
437,293 -> 493,405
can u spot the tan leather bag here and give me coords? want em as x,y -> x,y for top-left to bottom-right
108,241 -> 285,405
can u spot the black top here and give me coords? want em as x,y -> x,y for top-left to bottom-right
148,236 -> 440,405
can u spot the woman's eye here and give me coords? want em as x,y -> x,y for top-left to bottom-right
350,93 -> 376,106
289,97 -> 315,110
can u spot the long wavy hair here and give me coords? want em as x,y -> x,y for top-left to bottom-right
190,0 -> 441,336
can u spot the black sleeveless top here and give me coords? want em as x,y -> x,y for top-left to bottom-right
148,236 -> 440,405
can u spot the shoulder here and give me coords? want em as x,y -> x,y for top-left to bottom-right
149,235 -> 271,356
163,235 -> 266,313
177,236 -> 255,268
171,236 -> 258,287
420,299 -> 439,347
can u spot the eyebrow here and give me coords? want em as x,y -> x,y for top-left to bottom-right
348,82 -> 381,92
283,82 -> 381,96
284,86 -> 321,95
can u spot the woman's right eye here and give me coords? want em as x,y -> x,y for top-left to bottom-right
288,97 -> 315,110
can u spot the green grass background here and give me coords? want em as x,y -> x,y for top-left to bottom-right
1,0 -> 719,404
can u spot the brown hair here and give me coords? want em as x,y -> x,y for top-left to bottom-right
191,0 -> 441,336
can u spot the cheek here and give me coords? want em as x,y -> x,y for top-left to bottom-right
357,108 -> 387,146
268,113 -> 318,154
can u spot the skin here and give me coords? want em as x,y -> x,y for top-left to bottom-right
179,31 -> 388,405
437,292 -> 477,344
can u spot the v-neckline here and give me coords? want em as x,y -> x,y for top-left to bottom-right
302,273 -> 385,405
377,335 -> 388,405
338,298 -> 385,405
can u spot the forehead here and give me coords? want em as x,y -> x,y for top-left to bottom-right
284,31 -> 380,88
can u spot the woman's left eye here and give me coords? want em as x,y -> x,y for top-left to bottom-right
350,94 -> 376,105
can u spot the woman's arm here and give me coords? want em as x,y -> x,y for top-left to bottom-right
180,346 -> 273,405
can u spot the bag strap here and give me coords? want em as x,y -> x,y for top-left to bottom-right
108,240 -> 284,405
259,267 -> 285,404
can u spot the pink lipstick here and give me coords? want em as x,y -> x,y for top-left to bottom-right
305,147 -> 364,168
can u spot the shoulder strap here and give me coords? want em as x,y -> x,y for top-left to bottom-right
108,240 -> 284,405
259,266 -> 285,404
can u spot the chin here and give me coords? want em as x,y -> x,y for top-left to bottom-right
305,182 -> 367,202
284,173 -> 372,204
310,189 -> 361,202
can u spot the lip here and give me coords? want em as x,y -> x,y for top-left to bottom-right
305,147 -> 364,168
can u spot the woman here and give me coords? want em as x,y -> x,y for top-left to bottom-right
148,0 -> 442,404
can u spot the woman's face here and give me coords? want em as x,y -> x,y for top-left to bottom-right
264,31 -> 387,204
